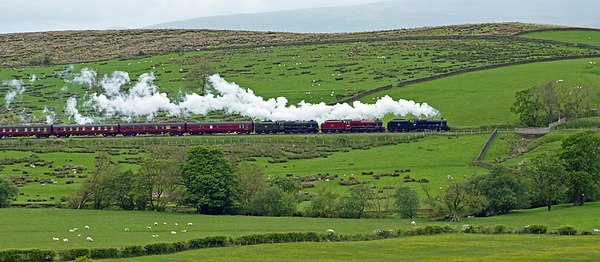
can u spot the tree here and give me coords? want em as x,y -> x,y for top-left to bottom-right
270,176 -> 299,193
525,152 -> 568,211
340,185 -> 374,219
305,189 -> 340,218
372,190 -> 396,219
105,170 -> 136,210
511,88 -> 543,127
433,180 -> 485,222
394,186 -> 420,219
560,131 -> 600,205
469,167 -> 530,216
181,146 -> 238,214
246,186 -> 297,216
135,158 -> 183,211
186,62 -> 215,95
0,178 -> 18,208
73,153 -> 119,209
236,163 -> 267,209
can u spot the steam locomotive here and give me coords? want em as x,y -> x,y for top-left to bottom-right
0,119 -> 448,139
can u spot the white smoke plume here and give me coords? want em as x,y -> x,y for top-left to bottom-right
43,106 -> 57,125
67,68 -> 97,89
74,70 -> 439,124
3,79 -> 26,109
65,96 -> 93,124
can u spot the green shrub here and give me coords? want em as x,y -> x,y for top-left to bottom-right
59,249 -> 91,261
492,225 -> 511,234
188,236 -> 229,249
0,249 -> 54,262
556,225 -> 578,236
371,229 -> 397,239
521,224 -> 547,234
121,246 -> 145,257
143,242 -> 176,255
89,248 -> 119,259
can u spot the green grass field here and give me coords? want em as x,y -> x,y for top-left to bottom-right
521,30 -> 600,47
0,37 -> 598,124
1,202 -> 599,251
363,57 -> 600,128
104,234 -> 600,261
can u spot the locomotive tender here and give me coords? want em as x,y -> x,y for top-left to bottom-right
0,119 -> 448,139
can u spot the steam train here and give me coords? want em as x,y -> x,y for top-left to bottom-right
0,119 -> 449,139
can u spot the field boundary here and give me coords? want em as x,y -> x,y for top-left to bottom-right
474,129 -> 498,168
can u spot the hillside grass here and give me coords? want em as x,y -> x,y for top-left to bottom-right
363,57 -> 600,128
521,30 -> 600,47
1,38 -> 598,125
104,234 -> 600,262
1,202 -> 600,251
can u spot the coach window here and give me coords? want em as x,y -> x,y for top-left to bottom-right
43,128 -> 47,132
82,127 -> 86,131
110,127 -> 114,131
91,127 -> 95,131
76,127 -> 80,131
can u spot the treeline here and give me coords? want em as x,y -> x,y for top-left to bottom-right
418,131 -> 600,221
511,80 -> 597,127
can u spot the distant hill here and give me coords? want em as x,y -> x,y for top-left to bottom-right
146,0 -> 600,33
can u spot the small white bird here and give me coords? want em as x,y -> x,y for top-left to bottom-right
52,237 -> 59,241
63,238 -> 69,242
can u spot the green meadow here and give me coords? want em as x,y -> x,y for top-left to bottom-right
521,30 -> 600,46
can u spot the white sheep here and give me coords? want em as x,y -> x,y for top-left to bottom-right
52,237 -> 59,241
86,237 -> 93,242
163,222 -> 167,225
171,231 -> 177,235
181,230 -> 187,233
84,225 -> 90,230
154,222 -> 158,226
326,229 -> 335,234
152,234 -> 159,238
594,229 -> 600,232
411,221 -> 417,226
188,223 -> 193,226
124,228 -> 129,232
175,223 -> 178,226
63,238 -> 69,242
146,226 -> 152,230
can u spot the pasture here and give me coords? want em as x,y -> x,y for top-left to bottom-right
521,29 -> 600,47
0,201 -> 599,251
1,36 -> 598,125
104,234 -> 600,261
363,57 -> 600,128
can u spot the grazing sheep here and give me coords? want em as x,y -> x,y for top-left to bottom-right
171,231 -> 177,235
188,223 -> 193,226
152,234 -> 159,238
326,229 -> 335,234
86,237 -> 93,242
175,223 -> 178,226
63,238 -> 69,242
84,225 -> 90,230
52,237 -> 59,241
411,221 -> 417,226
154,222 -> 158,226
124,228 -> 129,232
146,226 -> 152,230
594,229 -> 600,232
181,230 -> 187,233
163,222 -> 167,225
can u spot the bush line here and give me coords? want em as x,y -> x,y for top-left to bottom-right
0,225 -> 596,261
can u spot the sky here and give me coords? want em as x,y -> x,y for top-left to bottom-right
0,0 -> 381,33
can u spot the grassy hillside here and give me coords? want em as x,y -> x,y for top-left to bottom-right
521,29 -> 600,46
362,57 -> 600,128
0,23 -> 559,67
1,38 -> 598,124
105,234 -> 600,261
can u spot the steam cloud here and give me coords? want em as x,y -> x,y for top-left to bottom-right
43,106 -> 57,125
3,79 -> 26,109
65,68 -> 439,124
